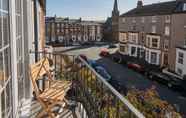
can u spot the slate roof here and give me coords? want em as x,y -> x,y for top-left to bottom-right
120,0 -> 186,17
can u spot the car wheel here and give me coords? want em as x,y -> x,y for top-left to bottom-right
168,83 -> 172,88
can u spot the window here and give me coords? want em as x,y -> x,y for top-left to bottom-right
152,16 -> 157,23
131,47 -> 136,55
131,26 -> 136,30
152,26 -> 156,33
0,0 -> 13,117
122,18 -> 126,23
177,68 -> 183,75
151,52 -> 157,64
129,33 -> 138,44
165,15 -> 170,23
152,38 -> 158,48
164,54 -> 168,66
119,33 -> 127,42
146,50 -> 149,60
120,45 -> 126,52
141,17 -> 145,23
183,3 -> 186,11
178,52 -> 184,64
164,40 -> 169,50
132,18 -> 136,23
165,26 -> 170,36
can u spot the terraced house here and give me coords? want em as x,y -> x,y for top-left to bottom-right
119,0 -> 186,73
45,17 -> 103,45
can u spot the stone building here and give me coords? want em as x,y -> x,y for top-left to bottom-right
45,17 -> 103,45
119,0 -> 186,72
111,0 -> 120,42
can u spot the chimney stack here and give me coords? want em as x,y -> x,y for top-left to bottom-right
137,0 -> 143,8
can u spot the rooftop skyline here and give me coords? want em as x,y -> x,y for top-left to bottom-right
47,0 -> 170,21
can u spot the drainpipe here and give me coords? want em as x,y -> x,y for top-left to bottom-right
34,0 -> 38,62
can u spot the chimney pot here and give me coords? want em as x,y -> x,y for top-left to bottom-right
137,0 -> 143,8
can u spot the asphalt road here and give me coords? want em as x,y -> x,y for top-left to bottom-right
57,45 -> 186,115
97,57 -> 186,115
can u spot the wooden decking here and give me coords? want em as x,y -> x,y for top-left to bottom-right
19,99 -> 79,118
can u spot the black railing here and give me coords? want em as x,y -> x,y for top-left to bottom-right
30,51 -> 145,118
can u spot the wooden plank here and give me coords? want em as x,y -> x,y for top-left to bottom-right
30,58 -> 50,80
51,90 -> 65,100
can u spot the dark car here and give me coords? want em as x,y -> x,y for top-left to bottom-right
148,71 -> 171,85
148,71 -> 185,91
95,66 -> 112,82
111,52 -> 128,65
108,44 -> 117,49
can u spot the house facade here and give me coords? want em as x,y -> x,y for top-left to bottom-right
0,0 -> 46,117
45,17 -> 103,45
119,0 -> 186,71
175,45 -> 186,77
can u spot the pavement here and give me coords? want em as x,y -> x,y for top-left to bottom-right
55,45 -> 186,116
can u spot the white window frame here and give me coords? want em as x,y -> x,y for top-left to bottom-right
152,16 -> 157,23
122,18 -> 126,23
178,52 -> 184,64
141,17 -> 145,23
132,18 -> 136,23
152,25 -> 156,33
165,15 -> 171,23
165,26 -> 170,36
183,3 -> 186,11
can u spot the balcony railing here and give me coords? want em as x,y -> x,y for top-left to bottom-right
30,51 -> 145,118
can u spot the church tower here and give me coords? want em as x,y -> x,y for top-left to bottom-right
112,0 -> 119,42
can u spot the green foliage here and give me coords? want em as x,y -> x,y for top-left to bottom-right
126,87 -> 182,118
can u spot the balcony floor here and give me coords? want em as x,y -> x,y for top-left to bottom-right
19,98 -> 80,118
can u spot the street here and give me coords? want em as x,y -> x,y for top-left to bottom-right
55,45 -> 186,115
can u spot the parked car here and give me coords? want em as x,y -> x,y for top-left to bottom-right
75,54 -> 88,64
87,59 -> 99,68
148,71 -> 186,92
79,54 -> 88,62
127,62 -> 145,73
95,66 -> 112,82
99,49 -> 110,57
108,44 -> 117,49
111,53 -> 126,64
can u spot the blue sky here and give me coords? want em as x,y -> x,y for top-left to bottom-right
46,0 -> 170,21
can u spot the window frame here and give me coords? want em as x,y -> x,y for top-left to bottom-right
178,52 -> 184,64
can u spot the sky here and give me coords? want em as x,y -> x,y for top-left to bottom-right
46,0 -> 170,21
